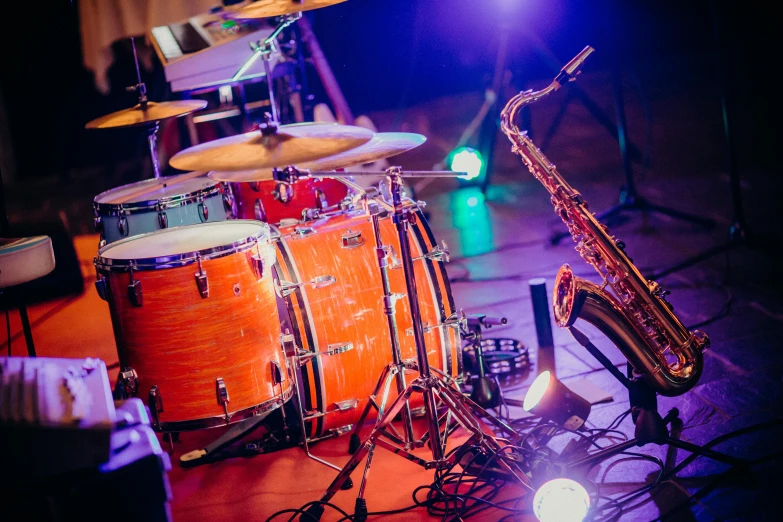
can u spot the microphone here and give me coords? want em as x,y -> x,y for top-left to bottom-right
466,314 -> 507,329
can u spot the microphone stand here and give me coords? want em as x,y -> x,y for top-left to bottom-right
648,0 -> 776,280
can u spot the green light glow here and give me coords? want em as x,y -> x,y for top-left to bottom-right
450,187 -> 493,257
447,147 -> 484,181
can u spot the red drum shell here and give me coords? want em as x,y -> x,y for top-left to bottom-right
231,178 -> 348,224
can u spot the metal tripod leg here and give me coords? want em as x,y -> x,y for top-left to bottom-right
289,353 -> 346,474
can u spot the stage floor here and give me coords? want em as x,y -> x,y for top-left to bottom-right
4,61 -> 783,520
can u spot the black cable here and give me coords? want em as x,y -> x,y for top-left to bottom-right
264,500 -> 352,522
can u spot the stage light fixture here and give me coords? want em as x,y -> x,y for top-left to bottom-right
448,146 -> 484,181
533,478 -> 591,522
523,371 -> 591,430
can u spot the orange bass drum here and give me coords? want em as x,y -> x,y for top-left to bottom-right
273,205 -> 461,440
230,178 -> 349,224
95,221 -> 291,432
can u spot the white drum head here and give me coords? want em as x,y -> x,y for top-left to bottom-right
95,172 -> 217,205
98,221 -> 269,262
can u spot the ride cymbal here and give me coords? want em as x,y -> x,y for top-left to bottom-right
208,132 -> 426,182
169,122 -> 374,172
232,0 -> 347,19
85,100 -> 208,129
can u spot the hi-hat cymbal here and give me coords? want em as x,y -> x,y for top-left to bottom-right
85,100 -> 208,129
232,0 -> 347,19
208,132 -> 426,183
169,122 -> 374,172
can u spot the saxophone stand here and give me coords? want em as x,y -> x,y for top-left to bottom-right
302,168 -> 531,522
563,327 -> 745,473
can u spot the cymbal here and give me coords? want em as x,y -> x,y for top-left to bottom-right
208,132 -> 426,183
169,122 -> 374,172
232,0 -> 347,19
85,100 -> 207,129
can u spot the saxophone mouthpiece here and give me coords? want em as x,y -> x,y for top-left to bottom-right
556,46 -> 595,85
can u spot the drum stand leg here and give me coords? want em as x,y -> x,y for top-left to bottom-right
288,351 -> 353,488
347,209 -> 416,454
301,169 -> 529,521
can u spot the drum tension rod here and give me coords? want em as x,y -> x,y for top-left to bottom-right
216,378 -> 230,423
195,254 -> 209,299
128,264 -> 143,307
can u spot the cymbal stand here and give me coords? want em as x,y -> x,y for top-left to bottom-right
302,167 -> 531,521
127,37 -> 162,179
232,12 -> 302,123
346,197 -> 417,455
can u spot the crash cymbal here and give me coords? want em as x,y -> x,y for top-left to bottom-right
208,132 -> 426,183
169,122 -> 373,172
85,100 -> 207,129
232,0 -> 347,19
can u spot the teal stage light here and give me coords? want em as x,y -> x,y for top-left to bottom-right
448,147 -> 484,182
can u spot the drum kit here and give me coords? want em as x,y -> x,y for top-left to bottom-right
86,3 -> 530,504
85,0 -> 476,469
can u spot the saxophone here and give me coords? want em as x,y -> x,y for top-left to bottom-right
500,46 -> 708,396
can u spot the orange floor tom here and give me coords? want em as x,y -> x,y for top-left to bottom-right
95,220 -> 290,431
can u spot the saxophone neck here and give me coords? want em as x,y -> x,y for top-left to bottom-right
501,45 -> 595,139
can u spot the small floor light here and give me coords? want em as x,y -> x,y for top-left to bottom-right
533,478 -> 591,522
523,371 -> 591,431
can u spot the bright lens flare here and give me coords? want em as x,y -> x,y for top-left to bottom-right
533,478 -> 590,522
523,371 -> 551,411
448,147 -> 484,180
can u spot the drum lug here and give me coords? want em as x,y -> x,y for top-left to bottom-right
249,181 -> 261,192
413,240 -> 450,263
315,188 -> 328,210
222,192 -> 234,217
115,368 -> 138,399
251,254 -> 265,280
280,331 -> 298,356
93,215 -> 103,232
278,275 -> 335,296
254,199 -> 266,221
270,361 -> 284,385
328,425 -> 354,438
158,211 -> 168,229
326,342 -> 354,356
404,314 -> 460,336
292,226 -> 316,238
194,254 -> 209,298
128,266 -> 143,307
148,385 -> 163,429
274,182 -> 293,203
95,276 -> 108,301
216,377 -> 230,423
335,399 -> 359,412
118,215 -> 129,237
341,229 -> 364,249
198,201 -> 209,222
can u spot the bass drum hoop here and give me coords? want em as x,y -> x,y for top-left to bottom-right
151,386 -> 294,432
